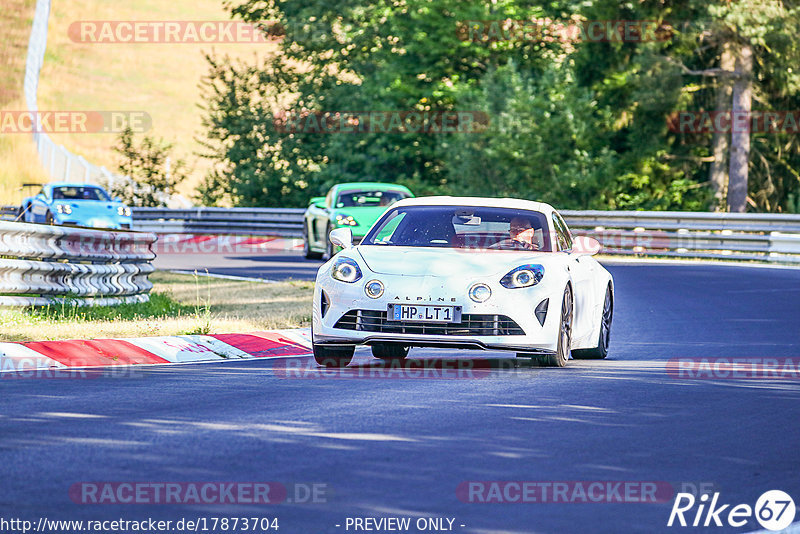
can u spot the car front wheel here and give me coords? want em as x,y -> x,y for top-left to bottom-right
313,344 -> 355,367
325,223 -> 335,259
541,286 -> 572,367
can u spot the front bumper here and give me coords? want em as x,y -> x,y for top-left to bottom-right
312,262 -> 566,355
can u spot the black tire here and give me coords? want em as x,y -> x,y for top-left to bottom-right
313,344 -> 355,367
541,286 -> 573,367
45,210 -> 55,225
371,343 -> 409,360
573,285 -> 613,360
303,222 -> 323,260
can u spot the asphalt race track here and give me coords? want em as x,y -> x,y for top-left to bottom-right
2,255 -> 799,533
153,252 -> 321,281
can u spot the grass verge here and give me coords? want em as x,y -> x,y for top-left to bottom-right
0,271 -> 313,343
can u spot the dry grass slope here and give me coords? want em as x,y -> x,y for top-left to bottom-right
37,0 -> 276,200
0,0 -> 50,205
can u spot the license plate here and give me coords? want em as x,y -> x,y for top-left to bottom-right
388,304 -> 462,323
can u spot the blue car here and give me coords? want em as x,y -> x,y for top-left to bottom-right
20,182 -> 133,229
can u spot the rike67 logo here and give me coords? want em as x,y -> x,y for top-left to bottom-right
668,490 -> 796,531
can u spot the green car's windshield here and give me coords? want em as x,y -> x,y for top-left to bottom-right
335,190 -> 409,208
362,205 -> 553,252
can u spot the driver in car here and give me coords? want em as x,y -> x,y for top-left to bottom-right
490,216 -> 539,250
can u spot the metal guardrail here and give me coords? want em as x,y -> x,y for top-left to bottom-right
131,207 -> 800,264
560,210 -> 800,264
132,207 -> 307,237
0,206 -> 18,221
0,221 -> 157,306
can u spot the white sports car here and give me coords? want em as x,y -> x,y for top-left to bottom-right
311,197 -> 614,368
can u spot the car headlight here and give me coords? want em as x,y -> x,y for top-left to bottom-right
365,280 -> 384,298
117,206 -> 131,217
331,257 -> 362,283
500,264 -> 545,289
334,214 -> 358,227
55,204 -> 72,215
469,283 -> 492,303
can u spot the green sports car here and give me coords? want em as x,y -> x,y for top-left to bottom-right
302,182 -> 414,259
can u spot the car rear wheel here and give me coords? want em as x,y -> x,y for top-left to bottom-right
371,343 -> 409,360
540,286 -> 572,367
572,285 -> 612,360
303,222 -> 323,260
313,344 -> 355,367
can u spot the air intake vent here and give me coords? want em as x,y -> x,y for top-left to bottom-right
334,310 -> 525,336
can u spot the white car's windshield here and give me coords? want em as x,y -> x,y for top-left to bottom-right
362,205 -> 552,252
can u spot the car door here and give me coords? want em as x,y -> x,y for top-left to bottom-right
553,211 -> 596,345
312,188 -> 334,248
31,188 -> 49,222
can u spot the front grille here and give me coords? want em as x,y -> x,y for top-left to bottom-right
334,310 -> 525,336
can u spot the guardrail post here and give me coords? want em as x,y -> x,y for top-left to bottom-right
769,232 -> 800,263
48,142 -> 56,176
63,146 -> 72,181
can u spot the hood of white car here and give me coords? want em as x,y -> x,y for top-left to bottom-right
356,245 -> 551,277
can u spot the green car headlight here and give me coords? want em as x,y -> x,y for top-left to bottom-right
334,214 -> 358,227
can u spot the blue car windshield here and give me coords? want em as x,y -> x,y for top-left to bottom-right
362,205 -> 553,252
52,186 -> 110,201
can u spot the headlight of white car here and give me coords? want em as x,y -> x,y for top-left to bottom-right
55,204 -> 72,215
117,206 -> 131,217
331,257 -> 363,283
500,264 -> 545,289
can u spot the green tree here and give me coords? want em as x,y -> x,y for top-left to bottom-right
113,127 -> 188,207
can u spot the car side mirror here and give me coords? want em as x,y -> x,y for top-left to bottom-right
571,235 -> 601,256
329,228 -> 353,249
